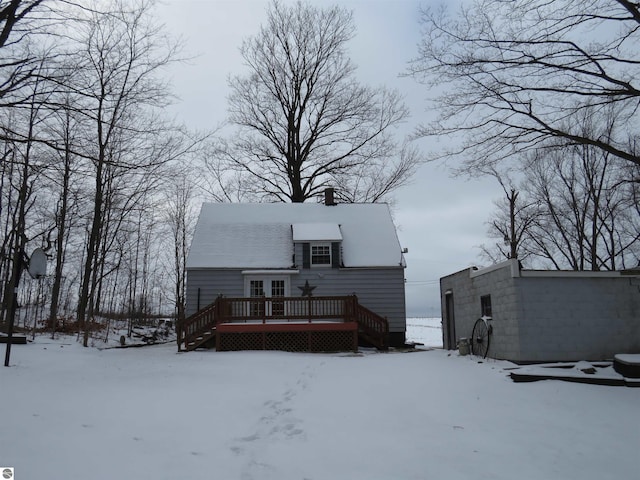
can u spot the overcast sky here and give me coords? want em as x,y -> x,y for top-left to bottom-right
156,0 -> 500,317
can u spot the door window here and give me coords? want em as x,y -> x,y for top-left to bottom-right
245,276 -> 290,317
271,279 -> 285,316
249,280 -> 265,316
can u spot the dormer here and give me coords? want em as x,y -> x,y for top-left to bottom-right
292,223 -> 342,269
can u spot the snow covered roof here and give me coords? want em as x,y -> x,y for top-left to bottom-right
186,223 -> 293,269
186,203 -> 404,269
292,223 -> 342,242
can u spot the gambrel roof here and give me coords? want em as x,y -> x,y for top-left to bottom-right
186,203 -> 405,269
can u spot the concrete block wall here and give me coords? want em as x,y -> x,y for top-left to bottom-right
440,268 -> 476,349
516,276 -> 640,362
441,261 -> 521,360
441,260 -> 640,362
470,264 -> 521,361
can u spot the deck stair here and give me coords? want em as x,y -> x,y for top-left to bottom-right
354,303 -> 389,350
181,301 -> 218,351
180,295 -> 388,352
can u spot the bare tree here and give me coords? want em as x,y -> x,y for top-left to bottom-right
0,0 -> 210,349
525,146 -> 639,270
483,142 -> 640,270
0,0 -> 53,330
0,60 -> 50,364
0,1 -> 46,107
480,178 -> 539,264
62,0 -> 181,345
408,0 -> 640,174
161,172 -> 197,347
220,0 -> 419,203
42,94 -> 84,336
0,1 -> 46,47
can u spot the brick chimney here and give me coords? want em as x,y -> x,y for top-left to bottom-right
324,188 -> 336,206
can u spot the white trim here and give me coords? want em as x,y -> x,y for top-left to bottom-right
469,260 -> 511,278
467,259 -> 637,279
241,270 -> 299,275
243,274 -> 291,297
310,242 -> 332,268
520,270 -> 625,278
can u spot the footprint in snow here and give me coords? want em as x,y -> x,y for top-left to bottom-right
240,433 -> 261,442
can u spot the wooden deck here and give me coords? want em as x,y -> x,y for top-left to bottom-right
180,295 -> 389,352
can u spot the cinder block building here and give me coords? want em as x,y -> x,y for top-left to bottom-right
440,259 -> 640,363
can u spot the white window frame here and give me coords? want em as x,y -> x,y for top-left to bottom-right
243,274 -> 291,298
310,242 -> 332,267
243,274 -> 291,317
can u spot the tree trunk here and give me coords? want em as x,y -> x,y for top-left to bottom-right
49,116 -> 73,338
78,149 -> 104,347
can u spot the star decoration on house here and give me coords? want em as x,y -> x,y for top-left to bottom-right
298,280 -> 317,297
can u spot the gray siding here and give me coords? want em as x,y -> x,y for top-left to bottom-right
440,259 -> 640,362
186,265 -> 406,334
186,269 -> 244,315
291,241 -> 405,332
294,267 -> 406,333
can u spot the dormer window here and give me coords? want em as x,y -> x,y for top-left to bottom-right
311,243 -> 332,266
292,223 -> 342,269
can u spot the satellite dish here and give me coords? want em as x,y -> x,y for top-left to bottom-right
28,247 -> 47,279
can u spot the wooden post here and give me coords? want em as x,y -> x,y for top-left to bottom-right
262,297 -> 266,324
384,316 -> 389,350
353,329 -> 358,353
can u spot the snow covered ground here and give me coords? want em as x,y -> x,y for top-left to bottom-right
1,324 -> 638,480
406,317 -> 442,347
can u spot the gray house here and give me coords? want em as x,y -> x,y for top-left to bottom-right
440,259 -> 640,363
183,195 -> 407,351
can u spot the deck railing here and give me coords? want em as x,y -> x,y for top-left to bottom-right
180,294 -> 388,351
354,302 -> 389,350
216,295 -> 355,323
181,300 -> 219,350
